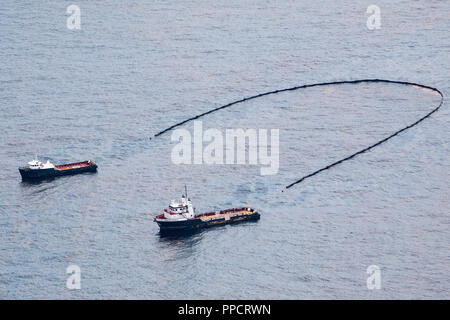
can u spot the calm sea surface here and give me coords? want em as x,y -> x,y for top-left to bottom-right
0,1 -> 449,299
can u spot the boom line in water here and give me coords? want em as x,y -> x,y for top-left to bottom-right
152,79 -> 444,190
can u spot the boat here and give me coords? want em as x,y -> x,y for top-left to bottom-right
19,158 -> 97,181
154,186 -> 260,232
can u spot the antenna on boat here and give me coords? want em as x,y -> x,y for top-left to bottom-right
185,185 -> 188,199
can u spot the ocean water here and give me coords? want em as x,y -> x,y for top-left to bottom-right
0,0 -> 449,299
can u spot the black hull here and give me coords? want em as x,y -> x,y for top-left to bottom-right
19,164 -> 97,181
156,211 -> 260,233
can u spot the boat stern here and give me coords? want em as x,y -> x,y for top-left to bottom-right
87,160 -> 98,171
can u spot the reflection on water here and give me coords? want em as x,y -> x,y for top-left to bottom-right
158,228 -> 205,241
157,219 -> 260,239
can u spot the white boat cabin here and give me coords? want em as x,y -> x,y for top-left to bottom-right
164,194 -> 195,220
27,159 -> 55,170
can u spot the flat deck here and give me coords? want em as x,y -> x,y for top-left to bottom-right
197,209 -> 254,222
55,161 -> 91,171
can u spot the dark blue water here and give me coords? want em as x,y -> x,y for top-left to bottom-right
1,1 -> 449,299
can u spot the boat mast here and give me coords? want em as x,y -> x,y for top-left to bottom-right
185,185 -> 188,199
